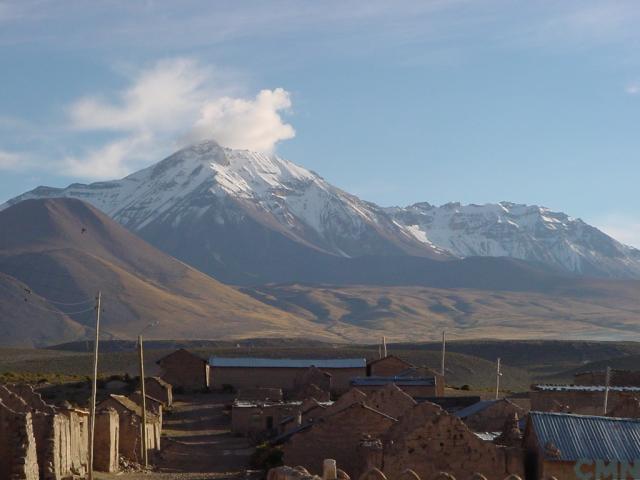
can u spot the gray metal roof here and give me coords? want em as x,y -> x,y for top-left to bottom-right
351,376 -> 435,387
455,400 -> 497,419
209,357 -> 366,369
528,412 -> 640,462
534,384 -> 640,392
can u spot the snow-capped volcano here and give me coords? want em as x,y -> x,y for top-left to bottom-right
389,202 -> 640,279
4,140 -> 640,283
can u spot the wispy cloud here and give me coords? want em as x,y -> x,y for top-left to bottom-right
0,150 -> 34,172
626,83 -> 640,95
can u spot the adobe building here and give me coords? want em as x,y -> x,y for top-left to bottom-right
232,400 -> 302,439
157,349 -> 210,392
367,355 -> 414,377
382,401 -> 524,480
209,358 -> 366,394
530,384 -> 640,415
144,376 -> 173,406
98,394 -> 161,463
524,411 -> 640,479
574,369 -> 640,387
128,391 -> 164,424
365,383 -> 417,419
350,375 -> 440,398
281,402 -> 397,479
279,398 -> 331,434
455,398 -> 526,432
94,408 -> 120,473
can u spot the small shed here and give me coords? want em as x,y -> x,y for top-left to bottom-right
524,411 -> 640,479
455,398 -> 525,432
157,349 -> 209,392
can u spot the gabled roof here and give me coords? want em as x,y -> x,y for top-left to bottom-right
146,376 -> 172,388
100,394 -> 158,421
367,355 -> 414,368
351,376 -> 435,387
209,357 -> 366,369
527,412 -> 640,462
157,348 -> 207,365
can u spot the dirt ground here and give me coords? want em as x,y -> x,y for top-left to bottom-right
96,393 -> 257,480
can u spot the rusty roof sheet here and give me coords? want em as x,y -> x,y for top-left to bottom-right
529,412 -> 640,462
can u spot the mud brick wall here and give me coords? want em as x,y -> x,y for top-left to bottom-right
366,384 -> 416,419
382,402 -> 524,480
530,390 -> 633,415
574,370 -> 640,387
283,403 -> 395,478
144,377 -> 173,406
0,401 -> 39,480
463,400 -> 525,432
368,357 -> 413,377
94,409 -> 119,473
159,350 -> 209,391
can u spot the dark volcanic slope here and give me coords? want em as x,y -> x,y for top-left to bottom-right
0,198 -> 343,345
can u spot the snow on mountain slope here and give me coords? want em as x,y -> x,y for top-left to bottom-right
3,141 -> 441,269
4,140 -> 640,281
389,202 -> 640,278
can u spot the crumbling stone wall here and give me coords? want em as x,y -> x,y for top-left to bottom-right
283,402 -> 396,478
0,401 -> 39,480
383,402 -> 524,480
366,384 -> 416,419
94,408 -> 119,473
320,388 -> 367,418
5,384 -> 55,413
44,408 -> 90,480
463,400 -> 525,432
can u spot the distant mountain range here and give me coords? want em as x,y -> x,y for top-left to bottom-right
4,140 -> 639,285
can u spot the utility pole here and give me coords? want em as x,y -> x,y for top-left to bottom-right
138,335 -> 149,467
603,366 -> 611,415
495,357 -> 502,400
441,330 -> 446,377
88,291 -> 101,480
382,336 -> 387,358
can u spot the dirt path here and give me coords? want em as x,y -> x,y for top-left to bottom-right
97,393 -> 255,480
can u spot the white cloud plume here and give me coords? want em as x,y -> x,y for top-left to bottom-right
626,83 -> 640,95
0,150 -> 30,171
65,57 -> 295,179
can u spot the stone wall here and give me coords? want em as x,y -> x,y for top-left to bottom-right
530,389 -> 633,415
0,401 -> 39,480
282,402 -> 396,478
94,408 -> 119,473
365,384 -> 417,419
383,402 -> 524,480
462,400 -> 525,432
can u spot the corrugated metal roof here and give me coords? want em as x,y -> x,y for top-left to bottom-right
209,357 -> 366,369
534,384 -> 640,392
351,376 -> 435,386
529,412 -> 640,462
455,400 -> 497,418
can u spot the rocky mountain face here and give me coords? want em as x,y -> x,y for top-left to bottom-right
4,140 -> 639,283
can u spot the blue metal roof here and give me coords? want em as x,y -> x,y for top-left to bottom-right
351,376 -> 435,387
529,412 -> 640,462
534,384 -> 640,392
209,357 -> 366,369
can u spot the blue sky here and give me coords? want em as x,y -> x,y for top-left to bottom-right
1,0 -> 640,246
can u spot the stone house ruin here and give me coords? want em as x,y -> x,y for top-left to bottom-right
455,399 -> 526,433
144,376 -> 173,406
209,358 -> 366,394
382,401 -> 524,480
0,384 -> 93,480
0,400 -> 39,480
157,349 -> 210,392
279,398 -> 331,434
367,355 -> 415,377
128,391 -> 164,424
365,384 -> 417,419
98,394 -> 161,463
524,411 -> 640,479
530,384 -> 640,415
232,400 -> 301,439
281,402 -> 397,479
